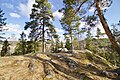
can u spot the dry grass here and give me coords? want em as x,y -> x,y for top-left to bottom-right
0,50 -> 118,80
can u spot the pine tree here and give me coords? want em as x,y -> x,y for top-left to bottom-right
26,41 -> 34,53
25,0 -> 56,53
26,40 -> 40,53
14,32 -> 27,55
60,0 -> 80,52
86,27 -> 92,49
1,39 -> 10,56
54,34 -> 60,52
65,39 -> 71,50
69,0 -> 120,55
0,8 -> 7,40
96,28 -> 101,39
50,39 -> 55,52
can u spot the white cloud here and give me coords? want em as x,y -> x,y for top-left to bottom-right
9,13 -> 21,18
3,23 -> 31,41
9,34 -> 17,41
53,10 -> 63,19
6,23 -> 31,40
2,3 -> 14,9
5,23 -> 23,40
6,23 -> 22,34
6,23 -> 30,34
18,0 -> 35,17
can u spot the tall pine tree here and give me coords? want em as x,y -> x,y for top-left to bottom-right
60,0 -> 80,53
25,0 -> 56,53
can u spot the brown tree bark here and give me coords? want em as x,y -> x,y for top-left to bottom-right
42,19 -> 45,53
95,0 -> 120,55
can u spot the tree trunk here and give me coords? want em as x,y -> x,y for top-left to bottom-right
70,30 -> 74,53
33,41 -> 35,53
42,20 -> 45,53
95,0 -> 120,55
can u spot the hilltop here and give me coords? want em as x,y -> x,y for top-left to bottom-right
0,50 -> 120,80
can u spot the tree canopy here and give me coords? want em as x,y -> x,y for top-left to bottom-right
25,0 -> 56,53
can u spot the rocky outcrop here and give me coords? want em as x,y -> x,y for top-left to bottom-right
0,50 -> 119,80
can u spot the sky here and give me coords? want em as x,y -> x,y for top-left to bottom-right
0,0 -> 120,41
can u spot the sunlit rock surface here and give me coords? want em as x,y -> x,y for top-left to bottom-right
0,50 -> 119,80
